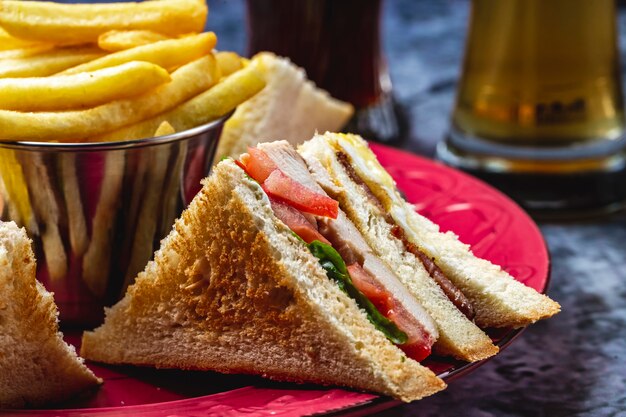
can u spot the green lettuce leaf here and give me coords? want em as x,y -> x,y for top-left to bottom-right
307,240 -> 408,345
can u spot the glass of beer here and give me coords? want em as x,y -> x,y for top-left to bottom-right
246,0 -> 401,143
438,0 -> 626,217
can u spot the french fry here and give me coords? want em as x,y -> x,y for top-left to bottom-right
129,122 -> 182,248
122,123 -> 175,248
95,63 -> 266,142
0,149 -> 36,233
20,154 -> 67,282
60,32 -> 216,75
98,30 -> 170,52
0,176 -> 22,231
154,121 -> 176,137
0,61 -> 171,112
82,152 -> 125,298
161,62 -> 266,129
160,142 -> 187,235
121,121 -> 177,280
60,154 -> 89,258
215,51 -> 244,77
0,56 -> 218,142
123,152 -> 150,274
0,45 -> 55,60
0,0 -> 207,45
123,144 -> 171,291
0,47 -> 104,78
0,27 -> 48,51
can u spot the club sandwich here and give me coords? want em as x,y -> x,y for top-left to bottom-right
81,136 -> 559,402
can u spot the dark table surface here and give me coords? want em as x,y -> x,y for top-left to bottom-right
208,1 -> 626,416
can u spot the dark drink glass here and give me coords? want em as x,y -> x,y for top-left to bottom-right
246,0 -> 400,142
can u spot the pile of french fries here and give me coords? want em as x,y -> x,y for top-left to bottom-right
0,0 -> 266,143
0,0 -> 267,302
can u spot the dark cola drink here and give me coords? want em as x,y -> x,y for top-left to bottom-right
246,0 -> 402,142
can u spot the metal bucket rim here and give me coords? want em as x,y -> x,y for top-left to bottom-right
0,111 -> 233,152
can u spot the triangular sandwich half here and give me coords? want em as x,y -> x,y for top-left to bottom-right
0,221 -> 101,409
215,52 -> 354,161
81,149 -> 445,402
299,134 -> 500,361
299,133 -> 560,331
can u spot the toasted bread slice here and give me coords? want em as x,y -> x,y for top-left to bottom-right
0,221 -> 101,409
300,135 -> 499,361
81,160 -> 445,402
215,52 -> 353,161
302,133 -> 560,329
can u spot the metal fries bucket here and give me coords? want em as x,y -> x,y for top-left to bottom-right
0,115 -> 229,327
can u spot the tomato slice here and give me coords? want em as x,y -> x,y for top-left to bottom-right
243,147 -> 277,183
237,146 -> 338,219
234,158 -> 247,172
387,307 -> 433,362
347,264 -> 392,313
263,169 -> 339,219
270,198 -> 331,245
398,340 -> 432,363
348,263 -> 433,362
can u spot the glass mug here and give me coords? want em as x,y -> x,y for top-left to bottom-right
438,0 -> 626,217
246,0 -> 402,143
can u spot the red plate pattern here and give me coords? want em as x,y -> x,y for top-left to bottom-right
3,144 -> 550,417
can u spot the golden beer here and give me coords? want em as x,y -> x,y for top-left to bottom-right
453,0 -> 624,146
440,0 -> 626,215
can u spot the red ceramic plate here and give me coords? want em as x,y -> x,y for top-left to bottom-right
3,144 -> 550,417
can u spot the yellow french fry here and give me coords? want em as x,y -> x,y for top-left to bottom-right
98,30 -> 170,52
0,61 -> 171,112
82,152 -> 124,297
0,149 -> 34,231
154,121 -> 176,137
122,121 -> 180,286
160,141 -> 187,235
0,0 -> 207,45
123,142 -> 170,291
20,154 -> 67,282
60,154 -> 89,258
0,45 -> 55,60
162,63 -> 266,128
60,32 -> 216,75
0,27 -> 49,51
0,56 -> 218,142
215,51 -> 244,77
95,62 -> 266,142
0,47 -> 104,78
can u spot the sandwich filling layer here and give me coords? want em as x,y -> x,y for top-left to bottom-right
335,151 -> 476,321
236,145 -> 438,362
